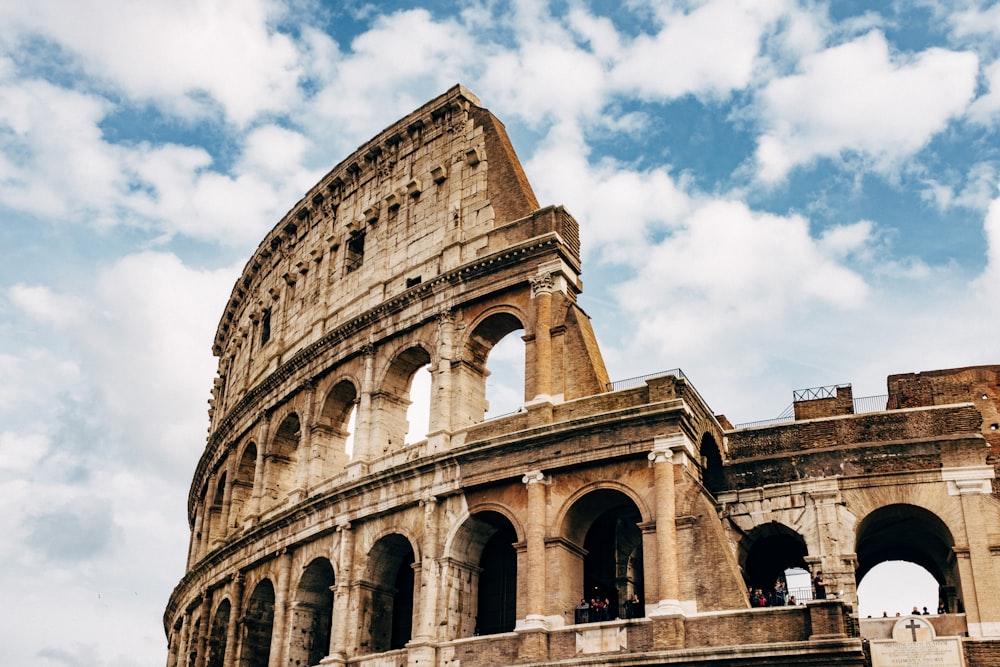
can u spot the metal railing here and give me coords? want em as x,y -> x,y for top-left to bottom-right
734,394 -> 890,429
605,369 -> 686,392
793,383 -> 850,402
853,394 -> 888,414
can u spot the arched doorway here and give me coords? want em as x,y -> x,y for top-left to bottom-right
263,414 -> 301,511
699,434 -> 725,495
739,523 -> 808,605
206,599 -> 229,667
856,504 -> 960,614
314,380 -> 357,478
460,311 -> 526,425
230,443 -> 256,528
362,534 -> 416,653
563,488 -> 645,621
287,558 -> 335,667
239,579 -> 275,667
372,347 -> 432,456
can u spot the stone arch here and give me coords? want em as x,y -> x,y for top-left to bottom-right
739,522 -> 809,597
698,432 -> 725,495
558,486 -> 647,623
313,377 -> 359,479
455,308 -> 528,426
446,507 -> 522,638
288,557 -> 335,667
206,597 -> 230,667
855,503 -> 962,613
238,578 -> 275,667
262,412 -> 301,511
370,344 -> 433,457
360,532 -> 418,654
230,442 -> 257,528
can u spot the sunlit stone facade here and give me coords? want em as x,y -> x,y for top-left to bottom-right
165,86 -> 1000,667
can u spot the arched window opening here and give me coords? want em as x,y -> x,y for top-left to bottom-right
858,561 -> 939,617
288,558 -> 335,667
263,414 -> 301,510
239,580 -> 275,667
231,443 -> 256,528
460,312 -> 525,425
698,434 -> 725,495
739,523 -> 808,606
476,512 -> 518,635
362,534 -> 416,654
484,329 -> 525,419
856,504 -> 960,616
564,489 -> 645,622
373,347 -> 431,456
206,599 -> 230,667
207,472 -> 226,544
448,511 -> 520,638
315,380 -> 358,478
405,365 -> 431,445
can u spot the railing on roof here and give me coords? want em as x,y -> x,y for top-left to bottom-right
605,369 -> 686,392
733,394 -> 891,429
792,383 -> 850,402
853,394 -> 888,414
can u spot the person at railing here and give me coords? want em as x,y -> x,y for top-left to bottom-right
574,598 -> 590,624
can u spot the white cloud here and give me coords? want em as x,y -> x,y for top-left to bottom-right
968,59 -> 1000,124
9,283 -> 85,326
613,0 -> 786,100
755,31 -> 978,181
0,0 -> 303,125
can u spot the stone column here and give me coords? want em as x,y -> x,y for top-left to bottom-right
176,610 -> 191,667
268,549 -> 293,666
193,590 -> 212,667
350,345 -> 376,470
219,454 -> 237,543
954,477 -> 1000,637
247,412 -> 270,524
427,311 -> 455,453
416,495 -> 440,640
647,435 -> 686,617
294,381 -> 316,499
327,522 -> 354,664
521,470 -> 549,627
223,573 -> 243,667
528,276 -> 553,401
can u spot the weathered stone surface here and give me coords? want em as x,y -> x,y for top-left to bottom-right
165,87 -> 1000,667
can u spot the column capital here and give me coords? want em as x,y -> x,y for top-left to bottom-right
522,470 -> 549,485
650,432 -> 695,465
529,274 -> 554,298
336,521 -> 351,532
420,493 -> 438,508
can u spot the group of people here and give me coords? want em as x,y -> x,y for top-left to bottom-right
748,580 -> 797,607
574,593 -> 642,623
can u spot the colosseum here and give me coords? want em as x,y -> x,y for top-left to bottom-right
165,85 -> 1000,667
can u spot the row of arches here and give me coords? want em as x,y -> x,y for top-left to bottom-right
739,503 -> 964,614
171,486 -> 649,667
191,310 -> 528,564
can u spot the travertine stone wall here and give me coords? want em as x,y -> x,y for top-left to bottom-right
165,87 -> 1000,667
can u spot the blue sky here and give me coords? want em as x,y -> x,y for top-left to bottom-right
1,0 -> 998,664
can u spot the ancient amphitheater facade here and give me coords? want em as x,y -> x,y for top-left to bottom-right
165,86 -> 1000,667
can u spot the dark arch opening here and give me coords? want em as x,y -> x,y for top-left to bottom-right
231,443 -> 256,528
856,504 -> 960,613
475,511 -> 518,635
740,523 -> 808,594
699,434 -> 725,495
288,558 -> 335,666
364,534 -> 416,653
239,580 -> 275,667
206,599 -> 230,667
566,489 -> 644,621
264,414 -> 301,509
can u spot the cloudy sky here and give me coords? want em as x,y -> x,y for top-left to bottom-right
2,0 -> 999,664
